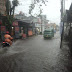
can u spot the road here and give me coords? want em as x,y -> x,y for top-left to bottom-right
0,32 -> 72,72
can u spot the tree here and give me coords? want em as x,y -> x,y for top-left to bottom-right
5,0 -> 11,15
29,0 -> 48,16
12,0 -> 19,15
9,0 -> 19,15
5,0 -> 18,33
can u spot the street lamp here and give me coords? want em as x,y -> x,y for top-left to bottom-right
12,27 -> 14,29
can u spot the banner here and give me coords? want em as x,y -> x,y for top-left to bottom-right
1,26 -> 6,31
0,20 -> 2,25
13,21 -> 18,26
15,27 -> 19,31
60,22 -> 63,35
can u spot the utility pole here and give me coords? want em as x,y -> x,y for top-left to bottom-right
60,0 -> 65,48
40,15 -> 42,34
41,21 -> 42,34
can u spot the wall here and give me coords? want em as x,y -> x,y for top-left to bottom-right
0,0 -> 6,15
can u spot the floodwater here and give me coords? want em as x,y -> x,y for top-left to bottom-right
0,32 -> 72,72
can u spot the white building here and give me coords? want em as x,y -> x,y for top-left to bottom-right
14,13 -> 27,20
40,15 -> 47,33
33,17 -> 41,32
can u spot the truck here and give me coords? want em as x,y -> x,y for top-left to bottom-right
43,27 -> 54,38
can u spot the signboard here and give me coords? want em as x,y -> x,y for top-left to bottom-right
0,20 -> 2,25
15,31 -> 20,38
15,27 -> 20,38
13,21 -> 18,26
1,26 -> 6,31
15,27 -> 19,31
28,30 -> 33,36
60,22 -> 63,35
38,18 -> 41,24
22,34 -> 26,38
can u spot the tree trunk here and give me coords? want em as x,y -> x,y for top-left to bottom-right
10,8 -> 12,15
13,7 -> 15,16
60,22 -> 64,48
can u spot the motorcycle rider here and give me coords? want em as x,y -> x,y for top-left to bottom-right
4,31 -> 13,45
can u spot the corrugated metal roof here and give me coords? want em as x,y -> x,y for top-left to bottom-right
16,19 -> 32,24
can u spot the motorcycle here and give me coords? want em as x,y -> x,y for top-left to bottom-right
2,41 -> 10,47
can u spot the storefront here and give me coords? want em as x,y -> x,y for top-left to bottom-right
12,21 -> 20,39
15,19 -> 35,38
28,22 -> 35,36
18,20 -> 28,37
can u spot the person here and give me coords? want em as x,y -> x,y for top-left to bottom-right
20,30 -> 23,39
4,31 -> 13,45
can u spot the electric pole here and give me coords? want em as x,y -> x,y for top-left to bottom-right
60,0 -> 65,48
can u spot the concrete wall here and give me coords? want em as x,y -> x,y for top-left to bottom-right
0,0 -> 6,15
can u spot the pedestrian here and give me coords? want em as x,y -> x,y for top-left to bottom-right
20,30 -> 23,39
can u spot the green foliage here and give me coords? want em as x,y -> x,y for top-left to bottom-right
2,15 -> 15,32
29,4 -> 35,14
12,0 -> 19,7
1,0 -> 18,32
33,0 -> 48,4
5,0 -> 11,15
12,0 -> 19,15
29,0 -> 48,16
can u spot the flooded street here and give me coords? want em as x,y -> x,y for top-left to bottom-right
0,32 -> 72,72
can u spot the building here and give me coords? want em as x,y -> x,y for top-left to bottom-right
33,17 -> 41,33
40,15 -> 47,33
15,13 -> 42,34
45,23 -> 56,29
60,0 -> 72,48
44,20 -> 49,29
15,13 -> 49,34
60,0 -> 72,36
14,12 -> 27,20
0,0 -> 6,15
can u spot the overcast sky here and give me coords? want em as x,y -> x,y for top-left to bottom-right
11,0 -> 72,25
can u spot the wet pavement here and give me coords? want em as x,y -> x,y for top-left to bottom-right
0,32 -> 72,72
